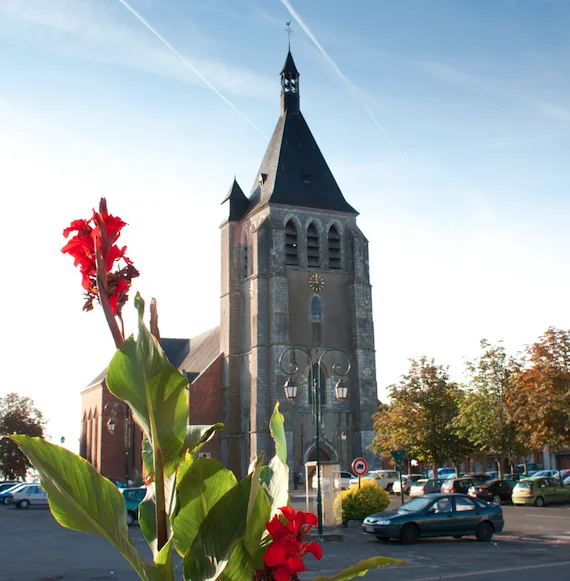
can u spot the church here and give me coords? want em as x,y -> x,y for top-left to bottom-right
80,49 -> 379,483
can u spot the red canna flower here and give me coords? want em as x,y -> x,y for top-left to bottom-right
257,507 -> 322,581
62,198 -> 139,324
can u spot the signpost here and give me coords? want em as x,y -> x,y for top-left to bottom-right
391,449 -> 407,505
352,457 -> 368,489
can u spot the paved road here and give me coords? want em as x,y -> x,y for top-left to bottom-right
1,500 -> 569,581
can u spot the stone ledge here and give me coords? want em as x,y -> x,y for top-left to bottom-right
307,529 -> 344,542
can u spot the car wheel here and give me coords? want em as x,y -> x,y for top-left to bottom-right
476,521 -> 494,542
399,523 -> 419,544
386,483 -> 394,493
534,496 -> 545,507
492,495 -> 501,505
18,500 -> 30,509
126,511 -> 136,526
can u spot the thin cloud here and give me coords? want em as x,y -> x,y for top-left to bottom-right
116,0 -> 267,138
279,0 -> 421,185
0,0 -> 274,103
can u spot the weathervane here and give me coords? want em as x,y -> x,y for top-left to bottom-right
285,20 -> 293,49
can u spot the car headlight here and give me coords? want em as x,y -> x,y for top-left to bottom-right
374,520 -> 391,526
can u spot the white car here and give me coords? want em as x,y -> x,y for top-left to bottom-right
311,470 -> 355,490
392,474 -> 423,496
9,483 -> 48,509
348,470 -> 400,492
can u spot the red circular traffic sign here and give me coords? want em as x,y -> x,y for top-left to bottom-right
351,457 -> 368,476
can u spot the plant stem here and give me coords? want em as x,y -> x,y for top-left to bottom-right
153,444 -> 168,551
96,246 -> 124,349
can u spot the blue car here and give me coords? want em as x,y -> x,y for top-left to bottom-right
363,493 -> 504,543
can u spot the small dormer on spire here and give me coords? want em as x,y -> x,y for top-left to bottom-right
281,50 -> 300,115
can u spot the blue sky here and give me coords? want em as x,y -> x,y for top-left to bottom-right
1,0 -> 569,450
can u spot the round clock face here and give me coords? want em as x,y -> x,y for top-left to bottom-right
308,273 -> 325,292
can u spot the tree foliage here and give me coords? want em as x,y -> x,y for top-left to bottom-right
371,357 -> 469,474
509,327 -> 570,450
0,392 -> 45,479
453,340 -> 529,477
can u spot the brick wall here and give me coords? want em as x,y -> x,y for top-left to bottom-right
189,354 -> 223,459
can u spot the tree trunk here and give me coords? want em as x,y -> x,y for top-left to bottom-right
432,462 -> 438,479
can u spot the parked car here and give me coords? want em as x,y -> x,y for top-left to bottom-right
9,483 -> 48,509
563,475 -> 570,486
0,481 -> 19,494
0,483 -> 31,505
440,478 -> 475,495
349,470 -> 399,492
362,493 -> 504,543
532,470 -> 563,479
468,479 -> 515,504
409,479 -> 443,497
393,475 -> 423,496
559,469 -> 570,481
515,463 -> 538,475
503,474 -> 521,483
462,473 -> 494,484
121,487 -> 146,526
512,477 -> 569,507
310,471 -> 354,491
425,468 -> 456,479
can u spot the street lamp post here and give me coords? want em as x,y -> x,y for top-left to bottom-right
279,346 -> 351,535
104,400 -> 131,484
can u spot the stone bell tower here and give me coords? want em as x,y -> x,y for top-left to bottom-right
219,50 -> 378,479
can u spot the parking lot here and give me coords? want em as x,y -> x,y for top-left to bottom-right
0,500 -> 569,581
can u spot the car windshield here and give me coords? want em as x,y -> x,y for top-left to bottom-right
516,480 -> 532,488
398,497 -> 432,512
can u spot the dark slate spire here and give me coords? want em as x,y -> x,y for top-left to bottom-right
222,178 -> 248,221
280,50 -> 300,115
245,51 -> 358,216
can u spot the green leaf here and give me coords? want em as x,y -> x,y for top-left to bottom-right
106,307 -> 189,477
142,424 -> 224,481
184,423 -> 225,456
310,556 -> 403,581
269,402 -> 287,464
243,484 -> 271,569
260,454 -> 289,519
182,473 -> 252,581
217,542 -> 253,581
173,458 -> 237,557
11,436 -> 168,581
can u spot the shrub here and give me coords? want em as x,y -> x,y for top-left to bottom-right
334,480 -> 390,525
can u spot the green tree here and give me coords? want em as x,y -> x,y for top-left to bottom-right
0,393 -> 45,479
510,328 -> 570,451
453,340 -> 530,478
371,357 -> 467,476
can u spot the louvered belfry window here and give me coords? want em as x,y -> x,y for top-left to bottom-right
307,223 -> 320,268
285,220 -> 298,266
328,225 -> 341,270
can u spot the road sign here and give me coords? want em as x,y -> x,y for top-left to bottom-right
390,449 -> 406,468
351,457 -> 368,476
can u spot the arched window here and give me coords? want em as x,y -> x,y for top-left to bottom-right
328,225 -> 341,270
92,408 -> 98,470
80,413 -> 87,459
307,223 -> 320,268
308,363 -> 326,405
242,241 -> 249,279
86,410 -> 92,465
311,295 -> 322,322
285,220 -> 298,266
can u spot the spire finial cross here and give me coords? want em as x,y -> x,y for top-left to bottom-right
285,20 -> 293,50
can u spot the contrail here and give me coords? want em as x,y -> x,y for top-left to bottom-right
116,0 -> 268,139
279,0 -> 421,185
